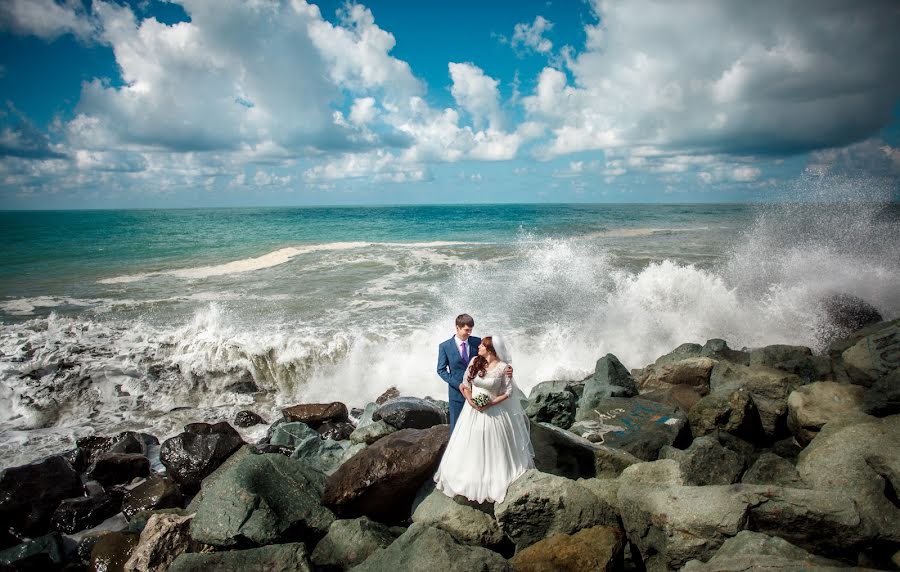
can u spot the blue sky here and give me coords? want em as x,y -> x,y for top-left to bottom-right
1,0 -> 898,208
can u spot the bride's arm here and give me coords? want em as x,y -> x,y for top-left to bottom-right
483,365 -> 514,408
461,359 -> 476,406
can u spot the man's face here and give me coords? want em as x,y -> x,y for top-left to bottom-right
456,324 -> 472,340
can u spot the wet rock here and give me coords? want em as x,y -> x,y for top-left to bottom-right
750,344 -> 813,368
509,526 -> 625,572
317,421 -> 355,441
76,531 -> 113,565
660,435 -> 744,485
322,426 -> 449,523
411,482 -> 505,548
531,421 -> 640,479
526,380 -> 578,429
0,455 -> 83,538
740,453 -> 804,487
863,369 -> 900,416
234,410 -> 266,428
840,321 -> 900,386
350,523 -> 512,572
85,453 -> 150,487
310,517 -> 395,570
248,443 -> 294,456
121,476 -> 183,520
700,338 -> 750,365
577,354 -> 638,419
827,318 -> 899,359
689,387 -> 762,440
90,531 -> 140,572
189,452 -> 333,548
681,530 -> 846,571
495,469 -> 619,551
0,532 -> 65,571
269,421 -> 321,449
122,513 -> 204,572
353,403 -> 378,430
290,437 -> 352,475
50,491 -> 120,534
349,419 -> 397,445
373,397 -> 447,430
637,357 -> 718,393
159,421 -> 244,494
787,381 -> 867,445
282,402 -> 349,427
376,386 -> 400,405
168,543 -> 312,572
76,432 -> 150,468
574,397 -> 689,461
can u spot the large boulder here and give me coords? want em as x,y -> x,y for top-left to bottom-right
509,526 -> 625,572
688,386 -> 762,440
495,469 -> 619,551
786,381 -> 866,445
318,421 -> 355,441
0,533 -> 65,571
530,421 -> 640,479
159,421 -> 244,494
740,453 -> 804,487
573,397 -> 688,461
189,452 -> 334,548
749,344 -> 813,368
310,517 -> 395,570
660,435 -> 744,485
122,513 -> 203,572
0,455 -> 83,539
577,354 -> 638,418
637,357 -> 718,393
863,369 -> 900,416
168,543 -> 312,572
640,384 -> 705,414
234,410 -> 266,428
840,320 -> 900,386
75,431 -> 155,468
290,437 -> 355,475
282,402 -> 349,427
350,522 -> 513,572
90,531 -> 141,572
349,420 -> 397,445
269,421 -> 320,449
121,476 -> 183,520
827,318 -> 899,359
410,482 -> 505,548
700,339 -> 750,365
50,491 -> 120,533
85,452 -> 150,487
373,397 -> 447,430
322,426 -> 449,523
526,380 -> 578,429
681,530 -> 847,571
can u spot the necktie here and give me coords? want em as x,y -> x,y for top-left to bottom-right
460,341 -> 468,363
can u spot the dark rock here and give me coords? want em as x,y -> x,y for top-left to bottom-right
0,455 -> 83,538
826,318 -> 899,359
749,344 -> 813,368
689,387 -> 763,441
531,421 -> 639,479
248,443 -> 294,456
311,517 -> 396,570
640,384 -> 705,413
376,386 -> 400,405
660,435 -> 744,485
0,532 -> 65,571
159,421 -> 244,494
168,542 -> 312,572
50,492 -> 120,534
85,453 -> 150,487
575,397 -> 689,461
655,343 -> 705,365
526,381 -> 578,429
60,448 -> 88,474
863,369 -> 900,416
741,453 -> 804,487
700,338 -> 750,365
350,407 -> 365,418
509,526 -> 624,572
771,436 -> 802,459
423,397 -> 451,421
121,476 -> 183,520
270,421 -> 320,449
577,355 -> 637,420
89,531 -> 139,572
222,372 -> 259,394
681,530 -> 846,571
76,432 -> 148,468
373,397 -> 447,430
817,294 -> 884,350
322,426 -> 449,523
317,421 -> 355,441
188,452 -> 333,548
840,321 -> 900,386
282,402 -> 349,427
234,410 -> 266,428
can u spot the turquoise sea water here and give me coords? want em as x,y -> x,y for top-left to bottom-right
1,202 -> 898,467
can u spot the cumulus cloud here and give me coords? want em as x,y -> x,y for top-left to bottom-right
0,105 -> 65,159
512,15 -> 553,54
0,0 -> 96,42
449,62 -> 503,130
806,138 -> 900,177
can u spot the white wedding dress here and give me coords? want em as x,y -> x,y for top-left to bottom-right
433,359 -> 535,503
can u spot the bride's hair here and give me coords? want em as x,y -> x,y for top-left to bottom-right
467,336 -> 497,382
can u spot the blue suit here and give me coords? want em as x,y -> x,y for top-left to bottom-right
437,335 -> 481,433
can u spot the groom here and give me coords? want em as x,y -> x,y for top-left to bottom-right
436,314 -> 480,434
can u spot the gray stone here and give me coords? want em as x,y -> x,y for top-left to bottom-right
270,421 -> 321,448
350,522 -> 512,572
864,369 -> 900,416
840,321 -> 900,386
574,397 -> 688,461
168,542 -> 312,572
0,533 -> 64,570
786,381 -> 866,445
354,402 -> 378,429
700,339 -> 750,365
410,482 -> 504,548
681,530 -> 847,571
495,469 -> 619,551
350,419 -> 397,445
530,421 -> 640,479
826,318 -> 899,359
660,435 -> 744,485
373,397 -> 447,430
577,354 -> 638,418
290,436 -> 348,475
526,380 -> 578,429
123,513 -> 203,572
653,343 -> 705,366
189,452 -> 334,548
740,453 -> 804,487
688,387 -> 762,440
637,357 -> 718,393
749,344 -> 813,368
311,517 -> 395,570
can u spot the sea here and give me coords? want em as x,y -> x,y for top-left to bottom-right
2,197 -> 899,468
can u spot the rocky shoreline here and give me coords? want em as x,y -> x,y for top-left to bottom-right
0,315 -> 898,571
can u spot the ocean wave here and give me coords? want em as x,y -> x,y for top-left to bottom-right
581,227 -> 709,239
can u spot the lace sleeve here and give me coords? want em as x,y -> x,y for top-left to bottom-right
460,358 -> 476,391
501,363 -> 513,397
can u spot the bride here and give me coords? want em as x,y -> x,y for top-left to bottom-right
433,335 -> 534,504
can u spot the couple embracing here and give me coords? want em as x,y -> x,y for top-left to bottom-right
433,314 -> 534,504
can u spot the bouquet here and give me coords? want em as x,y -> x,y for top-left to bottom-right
472,393 -> 491,408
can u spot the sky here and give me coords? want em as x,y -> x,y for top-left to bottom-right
0,0 -> 899,209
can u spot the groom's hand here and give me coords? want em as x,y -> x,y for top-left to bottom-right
505,365 -> 513,377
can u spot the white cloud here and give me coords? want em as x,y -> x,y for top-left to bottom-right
448,62 -> 503,130
512,16 -> 553,54
349,97 -> 377,125
0,0 -> 96,41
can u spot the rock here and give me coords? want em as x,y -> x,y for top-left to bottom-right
655,343 -> 705,365
827,318 -> 899,359
282,402 -> 349,427
410,482 -> 505,548
750,344 -> 813,368
0,533 -> 65,570
640,384 -> 705,413
372,397 -> 447,430
159,421 -> 244,494
354,402 -> 379,429
234,410 -> 266,427
509,526 -> 625,572
310,517 -> 395,570
863,369 -> 900,416
122,513 -> 203,572
350,522 -> 513,572
349,420 -> 397,445
323,426 -> 449,523
786,381 -> 867,445
121,476 -> 183,520
376,387 -> 400,405
76,431 -> 151,468
530,421 -> 640,479
681,530 -> 846,571
817,294 -> 884,350
248,443 -> 294,456
168,543 -> 312,572
495,469 -> 619,551
740,452 -> 804,487
90,531 -> 140,572
85,453 -> 150,487
688,386 -> 762,440
660,435 -> 744,485
771,436 -> 802,459
269,421 -> 321,449
637,357 -> 718,393
189,452 -> 333,548
318,421 -> 355,440
700,339 -> 750,365
0,455 -> 83,538
840,321 -> 900,386
573,397 -> 689,461
50,491 -> 120,533
290,437 -> 348,475
526,381 -> 578,429
577,354 -> 638,418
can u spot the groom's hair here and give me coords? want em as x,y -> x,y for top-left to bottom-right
455,314 -> 475,328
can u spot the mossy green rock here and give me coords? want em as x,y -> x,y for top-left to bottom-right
168,542 -> 312,572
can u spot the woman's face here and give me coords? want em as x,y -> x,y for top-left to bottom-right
478,343 -> 488,357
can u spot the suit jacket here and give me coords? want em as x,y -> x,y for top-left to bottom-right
437,335 -> 481,403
